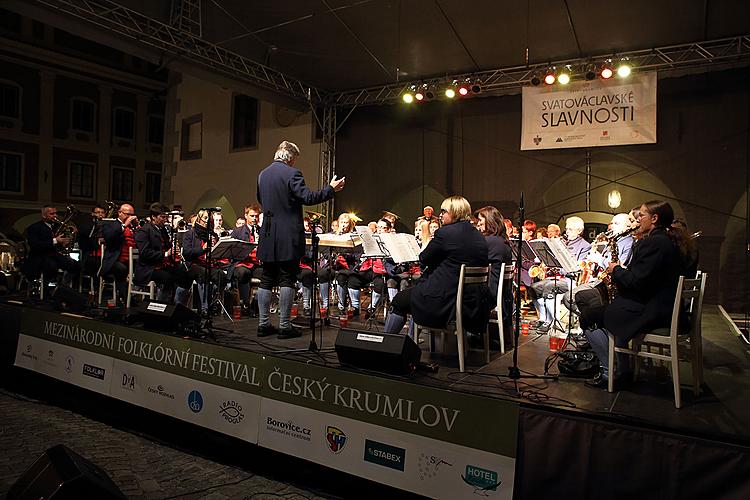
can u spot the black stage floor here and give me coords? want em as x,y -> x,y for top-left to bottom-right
202,305 -> 750,446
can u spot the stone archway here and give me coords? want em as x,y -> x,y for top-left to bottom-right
720,192 -> 748,311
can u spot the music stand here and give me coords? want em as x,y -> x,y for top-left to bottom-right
198,210 -> 234,337
528,239 -> 567,334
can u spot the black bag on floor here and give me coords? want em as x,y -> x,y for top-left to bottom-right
557,350 -> 599,377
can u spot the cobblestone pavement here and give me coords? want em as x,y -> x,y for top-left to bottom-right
0,389 -> 329,500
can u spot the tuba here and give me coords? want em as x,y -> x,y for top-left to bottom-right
53,205 -> 79,254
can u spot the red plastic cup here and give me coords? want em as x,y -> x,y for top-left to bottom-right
549,336 -> 562,351
291,304 -> 298,317
521,322 -> 530,336
346,308 -> 353,319
232,305 -> 241,320
319,307 -> 328,318
340,315 -> 349,328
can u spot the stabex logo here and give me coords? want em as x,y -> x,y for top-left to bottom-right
363,439 -> 405,472
82,363 -> 105,380
121,373 -> 136,391
187,390 -> 203,413
20,344 -> 37,361
266,416 -> 311,441
462,465 -> 501,494
417,453 -> 453,480
219,400 -> 244,424
325,426 -> 347,454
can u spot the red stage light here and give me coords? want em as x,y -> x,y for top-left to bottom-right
458,86 -> 469,96
601,67 -> 613,79
415,92 -> 424,101
544,73 -> 556,85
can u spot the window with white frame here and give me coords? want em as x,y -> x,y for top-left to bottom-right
0,82 -> 21,119
145,172 -> 161,203
111,166 -> 134,202
113,107 -> 135,140
0,152 -> 22,193
68,161 -> 95,199
70,97 -> 95,133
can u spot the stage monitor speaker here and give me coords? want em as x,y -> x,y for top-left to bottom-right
334,328 -> 421,375
7,444 -> 126,500
136,301 -> 200,333
51,285 -> 87,313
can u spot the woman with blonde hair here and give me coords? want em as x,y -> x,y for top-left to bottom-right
384,196 -> 491,335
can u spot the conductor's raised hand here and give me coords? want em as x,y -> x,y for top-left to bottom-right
330,175 -> 346,192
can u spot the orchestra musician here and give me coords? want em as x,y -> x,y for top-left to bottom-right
134,203 -> 181,302
319,212 -> 360,315
416,205 -> 439,226
23,205 -> 81,288
584,200 -> 689,389
528,216 -> 590,332
546,223 -> 561,238
77,204 -> 106,278
181,209 -> 230,310
100,203 -> 139,300
384,196 -> 491,335
230,204 -> 262,316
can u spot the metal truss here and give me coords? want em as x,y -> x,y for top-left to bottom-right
317,106 -> 337,224
170,0 -> 201,37
332,35 -> 750,107
32,0 -> 324,103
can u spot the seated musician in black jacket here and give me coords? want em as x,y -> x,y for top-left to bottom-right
23,205 -> 80,286
76,204 -> 105,278
475,206 -> 513,334
384,196 -> 491,335
181,209 -> 228,308
584,200 -> 688,388
134,203 -> 181,302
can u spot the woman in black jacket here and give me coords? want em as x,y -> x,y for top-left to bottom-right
384,196 -> 491,335
475,206 -> 513,337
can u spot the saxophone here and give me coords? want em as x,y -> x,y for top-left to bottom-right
600,227 -> 636,302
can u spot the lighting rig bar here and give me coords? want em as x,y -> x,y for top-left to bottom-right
169,0 -> 202,38
333,35 -> 750,107
32,0 -> 324,104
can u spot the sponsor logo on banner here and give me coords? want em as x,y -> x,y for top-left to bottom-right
147,384 -> 175,400
120,373 -> 136,391
417,453 -> 453,480
219,400 -> 244,424
363,439 -> 405,471
187,390 -> 203,413
20,344 -> 37,361
43,349 -> 57,368
325,426 -> 347,454
265,416 -> 311,441
462,465 -> 501,493
533,135 -> 542,145
65,355 -> 74,373
82,363 -> 105,380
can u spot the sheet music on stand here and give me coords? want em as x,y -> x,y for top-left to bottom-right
543,237 -> 578,274
354,227 -> 386,258
378,232 -> 421,263
211,237 -> 255,260
509,238 -> 538,262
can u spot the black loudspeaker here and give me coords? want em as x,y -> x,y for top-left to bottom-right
51,285 -> 87,313
136,300 -> 200,333
334,328 -> 421,375
8,444 -> 126,500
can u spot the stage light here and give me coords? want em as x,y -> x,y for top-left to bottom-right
607,189 -> 622,209
544,68 -> 556,85
600,60 -> 614,79
425,88 -> 435,100
402,93 -> 414,103
470,81 -> 482,94
584,64 -> 597,80
445,88 -> 456,99
617,59 -> 631,78
530,74 -> 541,86
458,85 -> 469,96
557,66 -> 571,85
415,91 -> 424,101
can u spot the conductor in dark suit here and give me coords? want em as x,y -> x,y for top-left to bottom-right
256,141 -> 345,338
23,205 -> 80,286
384,196 -> 491,335
584,200 -> 683,388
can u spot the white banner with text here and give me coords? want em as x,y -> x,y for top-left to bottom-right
521,72 -> 657,150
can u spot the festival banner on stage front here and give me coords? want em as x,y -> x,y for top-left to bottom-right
520,72 -> 657,150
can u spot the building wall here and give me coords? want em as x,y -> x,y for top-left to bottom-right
168,73 -> 323,224
0,10 -> 167,238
